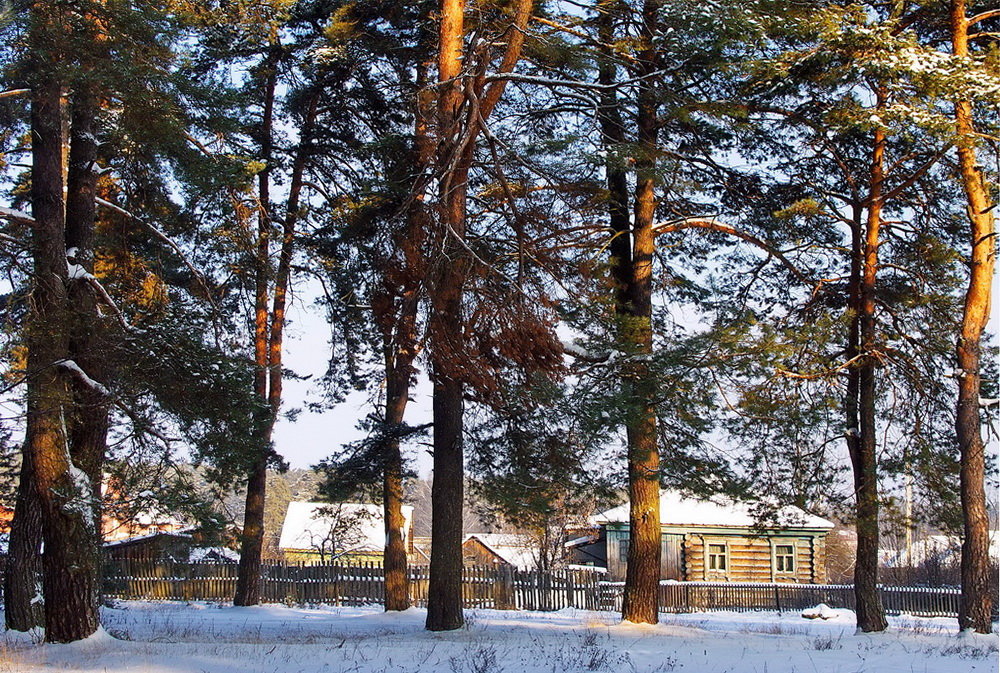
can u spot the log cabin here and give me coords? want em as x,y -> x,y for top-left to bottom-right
568,490 -> 834,583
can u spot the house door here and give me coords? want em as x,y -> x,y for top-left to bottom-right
661,534 -> 684,580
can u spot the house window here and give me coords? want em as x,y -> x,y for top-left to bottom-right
619,534 -> 630,563
708,543 -> 727,571
775,544 -> 795,573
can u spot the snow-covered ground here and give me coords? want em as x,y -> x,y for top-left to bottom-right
1,602 -> 996,673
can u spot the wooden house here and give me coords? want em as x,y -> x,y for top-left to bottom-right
569,490 -> 834,583
278,502 -> 414,564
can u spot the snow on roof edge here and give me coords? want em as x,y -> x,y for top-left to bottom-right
591,490 -> 835,530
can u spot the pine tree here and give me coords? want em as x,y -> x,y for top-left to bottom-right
949,0 -> 997,635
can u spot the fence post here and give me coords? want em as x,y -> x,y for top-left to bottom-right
773,584 -> 782,614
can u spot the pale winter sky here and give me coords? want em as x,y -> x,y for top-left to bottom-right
270,277 -> 1000,475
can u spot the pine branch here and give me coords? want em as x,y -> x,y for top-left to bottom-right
0,206 -> 35,225
968,9 -> 1000,26
56,359 -> 111,397
653,217 -> 812,285
95,197 -> 219,312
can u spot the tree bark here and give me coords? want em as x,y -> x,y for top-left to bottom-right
425,0 -> 533,631
28,68 -> 103,642
236,52 -> 319,607
3,448 -> 44,631
64,81 -> 109,619
381,61 -> 433,611
235,43 -> 281,607
849,93 -> 888,633
426,0 -> 470,631
620,0 -> 661,626
950,0 -> 995,635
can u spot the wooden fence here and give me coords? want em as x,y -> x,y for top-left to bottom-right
101,560 -> 605,612
99,559 -> 969,618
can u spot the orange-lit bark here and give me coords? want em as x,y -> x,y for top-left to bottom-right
950,0 -> 995,635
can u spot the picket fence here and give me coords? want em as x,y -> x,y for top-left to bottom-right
100,559 -> 967,618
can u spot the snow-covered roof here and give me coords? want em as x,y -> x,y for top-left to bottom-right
103,528 -> 195,547
189,546 -> 240,563
464,533 -> 537,570
590,490 -> 834,530
278,502 -> 413,553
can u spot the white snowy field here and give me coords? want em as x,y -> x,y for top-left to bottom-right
1,601 -> 996,673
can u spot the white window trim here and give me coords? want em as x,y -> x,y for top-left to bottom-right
771,539 -> 798,580
703,538 -> 730,579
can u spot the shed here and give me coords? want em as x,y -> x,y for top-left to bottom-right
576,490 -> 834,583
462,533 -> 536,570
103,529 -> 195,561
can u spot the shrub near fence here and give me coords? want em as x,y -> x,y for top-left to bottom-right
98,559 -> 970,618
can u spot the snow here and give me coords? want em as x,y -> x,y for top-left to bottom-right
0,205 -> 34,223
56,359 -> 110,396
591,489 -> 835,530
66,463 -> 97,532
2,601 -> 994,673
801,603 -> 839,620
66,262 -> 94,281
188,546 -> 240,563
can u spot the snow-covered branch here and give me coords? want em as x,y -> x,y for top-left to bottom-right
67,256 -> 132,331
0,88 -> 30,100
0,206 -> 35,226
56,359 -> 111,397
561,340 -> 610,363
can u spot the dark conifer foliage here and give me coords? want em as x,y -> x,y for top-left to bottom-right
0,0 -> 994,643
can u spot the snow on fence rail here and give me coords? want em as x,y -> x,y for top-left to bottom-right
91,559 -> 967,618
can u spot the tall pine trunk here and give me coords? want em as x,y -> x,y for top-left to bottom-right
29,72 -> 102,643
235,43 -> 281,607
3,448 -> 44,631
65,81 -> 108,539
425,0 -> 469,632
849,94 -> 888,633
425,0 -> 532,631
235,59 -> 318,607
382,66 -> 432,611
950,0 -> 995,635
621,0 -> 661,626
381,241 -> 422,613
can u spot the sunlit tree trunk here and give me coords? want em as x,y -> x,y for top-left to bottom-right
382,59 -> 433,612
426,0 -> 468,630
235,42 -> 281,607
850,91 -> 888,633
29,68 -> 102,643
620,0 -> 661,626
426,0 -> 533,631
950,0 -> 995,635
236,54 -> 319,606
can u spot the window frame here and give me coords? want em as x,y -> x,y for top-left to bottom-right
772,541 -> 797,577
705,541 -> 729,574
618,532 -> 630,564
